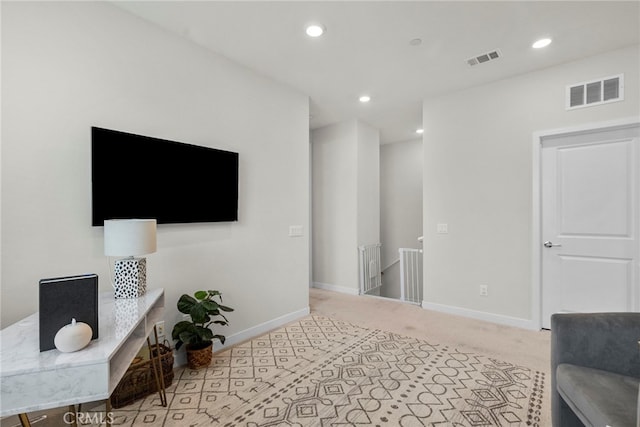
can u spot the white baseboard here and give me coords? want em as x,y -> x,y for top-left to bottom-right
174,306 -> 310,367
421,300 -> 537,330
312,282 -> 359,295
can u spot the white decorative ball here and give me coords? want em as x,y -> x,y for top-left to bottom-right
54,318 -> 93,353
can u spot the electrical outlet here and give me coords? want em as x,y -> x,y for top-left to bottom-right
479,285 -> 488,297
155,321 -> 165,336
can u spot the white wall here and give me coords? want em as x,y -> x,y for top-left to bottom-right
1,2 -> 310,343
422,45 -> 640,326
311,121 -> 358,293
311,119 -> 380,294
356,121 -> 380,247
380,139 -> 423,299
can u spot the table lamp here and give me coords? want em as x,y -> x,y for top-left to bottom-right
104,219 -> 157,298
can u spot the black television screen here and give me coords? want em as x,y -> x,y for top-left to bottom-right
91,127 -> 238,225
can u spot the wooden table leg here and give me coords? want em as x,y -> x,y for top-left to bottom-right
17,413 -> 31,427
153,326 -> 167,407
147,330 -> 167,407
105,398 -> 112,427
68,405 -> 78,427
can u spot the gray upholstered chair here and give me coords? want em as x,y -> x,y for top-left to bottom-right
551,312 -> 640,427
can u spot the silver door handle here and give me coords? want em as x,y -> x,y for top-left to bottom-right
544,241 -> 562,248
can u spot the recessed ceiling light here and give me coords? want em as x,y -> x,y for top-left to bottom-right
409,38 -> 422,46
306,24 -> 325,38
416,128 -> 424,134
532,38 -> 552,49
359,95 -> 371,103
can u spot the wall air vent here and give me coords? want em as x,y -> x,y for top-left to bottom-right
466,49 -> 502,66
566,74 -> 624,110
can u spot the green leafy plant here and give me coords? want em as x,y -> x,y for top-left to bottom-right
171,290 -> 234,351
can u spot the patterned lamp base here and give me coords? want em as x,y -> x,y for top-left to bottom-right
114,257 -> 147,299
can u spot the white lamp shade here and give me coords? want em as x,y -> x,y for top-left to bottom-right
104,219 -> 157,256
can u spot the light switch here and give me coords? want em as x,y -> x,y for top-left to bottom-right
289,225 -> 303,237
437,223 -> 448,234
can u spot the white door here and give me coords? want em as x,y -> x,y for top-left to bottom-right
541,123 -> 640,329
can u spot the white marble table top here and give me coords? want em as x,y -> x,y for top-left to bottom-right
0,288 -> 164,417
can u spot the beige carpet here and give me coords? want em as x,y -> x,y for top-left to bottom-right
309,289 -> 551,375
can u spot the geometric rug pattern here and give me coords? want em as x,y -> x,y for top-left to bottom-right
109,315 -> 545,426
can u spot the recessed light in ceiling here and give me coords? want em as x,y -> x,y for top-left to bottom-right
359,95 -> 371,103
306,24 -> 325,38
416,128 -> 424,134
532,38 -> 552,49
409,38 -> 422,46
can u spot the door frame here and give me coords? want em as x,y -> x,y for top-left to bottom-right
531,116 -> 640,330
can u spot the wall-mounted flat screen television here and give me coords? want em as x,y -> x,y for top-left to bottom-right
91,127 -> 238,226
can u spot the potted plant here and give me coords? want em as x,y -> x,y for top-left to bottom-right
171,290 -> 234,369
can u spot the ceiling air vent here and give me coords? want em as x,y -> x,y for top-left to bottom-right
566,74 -> 624,110
466,49 -> 502,67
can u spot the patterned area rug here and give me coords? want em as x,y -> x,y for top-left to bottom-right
111,315 -> 545,426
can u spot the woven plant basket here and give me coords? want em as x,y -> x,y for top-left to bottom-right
111,342 -> 174,409
186,342 -> 213,369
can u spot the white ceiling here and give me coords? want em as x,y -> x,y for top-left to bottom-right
114,1 -> 640,144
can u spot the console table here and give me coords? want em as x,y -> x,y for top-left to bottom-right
0,288 -> 165,425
